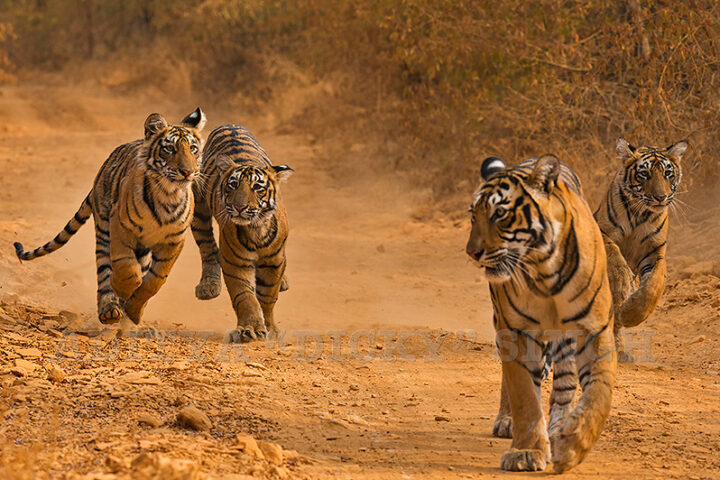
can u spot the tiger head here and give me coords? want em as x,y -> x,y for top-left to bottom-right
466,155 -> 562,283
617,137 -> 687,210
142,107 -> 207,186
215,156 -> 293,227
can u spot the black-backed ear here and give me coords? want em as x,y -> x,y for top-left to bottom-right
527,154 -> 561,195
144,113 -> 168,140
181,107 -> 207,131
272,165 -> 294,182
616,137 -> 636,161
214,154 -> 236,172
481,156 -> 506,180
667,140 -> 688,161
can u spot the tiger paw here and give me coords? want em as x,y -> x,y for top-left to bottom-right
226,326 -> 268,344
123,299 -> 146,325
617,350 -> 635,363
98,302 -> 125,324
500,448 -> 547,472
492,413 -> 513,438
550,421 -> 589,473
195,278 -> 221,300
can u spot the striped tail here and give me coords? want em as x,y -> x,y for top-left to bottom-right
14,195 -> 92,261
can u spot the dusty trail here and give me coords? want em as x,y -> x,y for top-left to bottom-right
0,83 -> 718,479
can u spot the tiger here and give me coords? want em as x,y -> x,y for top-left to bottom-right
191,124 -> 292,343
466,155 -> 616,472
594,138 -> 687,362
14,108 -> 206,325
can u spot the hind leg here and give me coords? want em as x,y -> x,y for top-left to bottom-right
191,193 -> 222,299
492,376 -> 513,438
256,258 -> 285,334
94,219 -> 124,324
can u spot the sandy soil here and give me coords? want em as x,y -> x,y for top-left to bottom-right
0,83 -> 718,479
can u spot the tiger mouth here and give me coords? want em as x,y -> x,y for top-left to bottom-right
483,256 -> 519,282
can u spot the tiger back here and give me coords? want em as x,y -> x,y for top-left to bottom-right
191,124 -> 293,343
466,155 -> 616,473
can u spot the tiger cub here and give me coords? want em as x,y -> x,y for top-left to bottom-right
466,155 -> 616,472
14,108 -> 206,324
594,138 -> 687,362
191,124 -> 292,343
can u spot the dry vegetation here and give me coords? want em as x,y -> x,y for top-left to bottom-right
2,1 -> 720,206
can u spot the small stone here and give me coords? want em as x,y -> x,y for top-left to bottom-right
268,465 -> 290,479
689,335 -> 706,345
48,367 -> 66,383
177,406 -> 212,431
435,415 -> 451,422
15,347 -> 42,359
282,449 -> 300,462
258,441 -> 284,465
235,435 -> 265,459
10,367 -> 28,377
349,384 -> 360,391
245,362 -> 267,370
14,358 -> 38,373
242,370 -> 263,378
138,413 -> 163,428
376,244 -> 386,253
106,454 -> 129,473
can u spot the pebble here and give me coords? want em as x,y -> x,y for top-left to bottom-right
258,440 -> 284,465
48,367 -> 66,383
15,347 -> 42,359
689,335 -> 706,345
177,406 -> 212,431
138,413 -> 163,428
235,435 -> 265,459
10,367 -> 28,377
435,415 -> 451,422
14,358 -> 38,373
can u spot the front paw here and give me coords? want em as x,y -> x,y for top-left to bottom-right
500,448 -> 547,471
99,301 -> 125,324
195,278 -> 221,300
492,413 -> 513,438
226,326 -> 268,344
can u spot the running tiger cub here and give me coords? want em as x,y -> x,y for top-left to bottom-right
14,108 -> 206,324
595,138 -> 687,362
466,155 -> 616,472
191,124 -> 292,343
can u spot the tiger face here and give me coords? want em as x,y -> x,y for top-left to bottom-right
466,156 -> 560,283
617,138 -> 687,210
143,108 -> 207,185
217,160 -> 293,227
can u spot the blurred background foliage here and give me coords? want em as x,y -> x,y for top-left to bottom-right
0,0 -> 718,210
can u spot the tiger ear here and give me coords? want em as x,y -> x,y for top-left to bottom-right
480,156 -> 506,180
616,137 -> 636,161
667,140 -> 688,161
181,107 -> 207,131
271,165 -> 294,182
214,155 -> 236,171
144,113 -> 168,140
527,154 -> 561,196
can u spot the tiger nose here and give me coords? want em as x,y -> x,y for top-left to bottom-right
235,205 -> 247,213
180,168 -> 196,178
653,195 -> 667,202
466,247 -> 485,262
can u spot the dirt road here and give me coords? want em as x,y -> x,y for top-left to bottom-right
0,84 -> 719,479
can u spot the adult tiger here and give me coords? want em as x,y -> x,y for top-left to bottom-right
14,108 -> 206,324
191,124 -> 292,343
466,155 -> 616,472
595,138 -> 687,362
